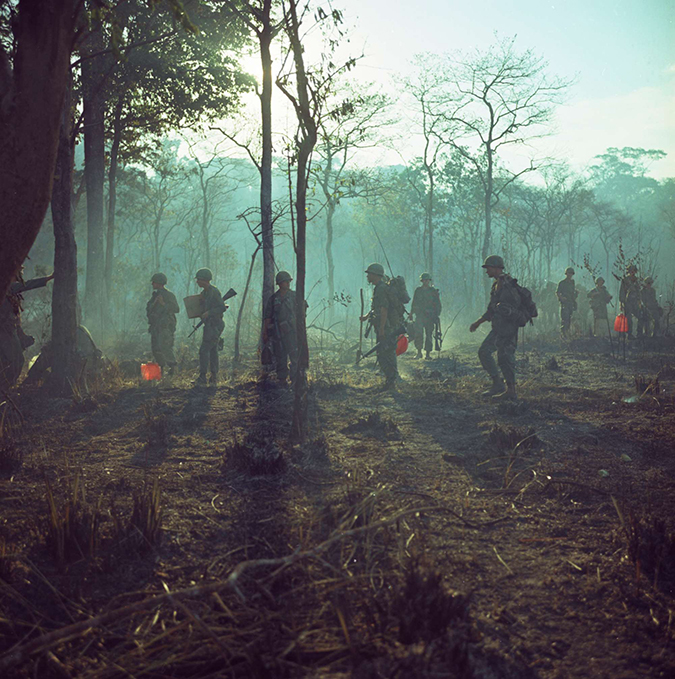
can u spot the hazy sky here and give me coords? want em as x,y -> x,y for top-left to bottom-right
334,0 -> 675,178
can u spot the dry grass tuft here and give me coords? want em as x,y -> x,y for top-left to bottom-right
223,430 -> 286,476
142,403 -> 169,449
486,425 -> 538,452
43,476 -> 103,565
342,412 -> 401,440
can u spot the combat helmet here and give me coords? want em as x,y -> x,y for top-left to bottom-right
482,255 -> 504,269
565,267 -> 575,275
365,262 -> 385,277
626,263 -> 638,273
595,277 -> 605,285
276,270 -> 293,284
644,276 -> 654,285
420,272 -> 432,281
195,268 -> 213,281
151,272 -> 168,285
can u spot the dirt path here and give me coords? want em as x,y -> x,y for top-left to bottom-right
1,341 -> 674,677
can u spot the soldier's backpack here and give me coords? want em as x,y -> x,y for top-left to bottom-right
513,280 -> 538,326
387,275 -> 410,316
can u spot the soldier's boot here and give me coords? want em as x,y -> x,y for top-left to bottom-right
481,376 -> 505,398
415,350 -> 422,359
492,382 -> 517,401
425,351 -> 431,360
209,373 -> 218,386
194,374 -> 207,387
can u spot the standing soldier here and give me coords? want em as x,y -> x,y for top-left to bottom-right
411,272 -> 442,359
469,255 -> 522,401
0,270 -> 54,389
262,271 -> 300,385
639,277 -> 662,337
587,277 -> 613,337
194,268 -> 225,386
619,264 -> 641,339
146,273 -> 179,375
360,263 -> 399,390
556,267 -> 577,338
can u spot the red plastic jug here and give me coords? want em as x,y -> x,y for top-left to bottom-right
614,314 -> 628,333
396,334 -> 409,356
141,362 -> 162,381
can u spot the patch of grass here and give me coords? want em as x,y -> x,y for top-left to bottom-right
43,476 -> 103,565
223,430 -> 286,476
342,412 -> 401,440
486,425 -> 538,452
142,403 -> 169,449
0,538 -> 14,582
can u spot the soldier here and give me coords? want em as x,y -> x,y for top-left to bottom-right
262,271 -> 300,385
639,277 -> 662,337
587,277 -> 613,337
556,267 -> 578,337
0,270 -> 54,389
146,273 -> 179,375
411,272 -> 442,359
194,268 -> 226,386
619,264 -> 641,339
469,255 -> 522,401
360,263 -> 399,390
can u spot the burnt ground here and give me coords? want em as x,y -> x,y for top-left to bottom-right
1,336 -> 675,678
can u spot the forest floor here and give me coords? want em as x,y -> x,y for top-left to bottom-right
1,334 -> 675,678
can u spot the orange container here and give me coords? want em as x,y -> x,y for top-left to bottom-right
614,314 -> 628,333
141,362 -> 162,381
396,334 -> 409,356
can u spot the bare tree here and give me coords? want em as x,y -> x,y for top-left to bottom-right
435,36 -> 570,265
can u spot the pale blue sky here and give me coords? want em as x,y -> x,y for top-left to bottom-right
335,0 -> 675,177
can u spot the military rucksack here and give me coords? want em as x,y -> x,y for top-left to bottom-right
387,275 -> 410,314
513,279 -> 538,326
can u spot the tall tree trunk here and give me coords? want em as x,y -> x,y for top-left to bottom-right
49,75 -> 78,395
325,202 -> 335,302
199,168 -> 211,268
427,173 -> 434,276
105,94 -> 123,310
0,0 -> 80,300
82,30 -> 107,337
259,2 -> 275,313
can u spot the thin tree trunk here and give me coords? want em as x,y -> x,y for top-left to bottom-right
49,75 -> 78,395
82,29 -> 107,337
105,96 -> 124,324
234,244 -> 261,364
325,203 -> 335,302
259,1 -> 275,312
105,94 -> 123,309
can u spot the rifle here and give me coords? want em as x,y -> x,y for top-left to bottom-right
433,317 -> 443,352
188,287 -> 237,338
356,324 -> 407,363
356,288 -> 364,362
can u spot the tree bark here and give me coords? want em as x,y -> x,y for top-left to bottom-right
259,1 -> 275,313
105,94 -> 124,307
49,75 -> 79,395
0,0 -> 80,300
82,28 -> 107,337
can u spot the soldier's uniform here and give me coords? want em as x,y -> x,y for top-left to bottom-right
619,269 -> 641,338
587,279 -> 612,337
264,286 -> 299,383
372,278 -> 398,386
195,269 -> 225,384
411,274 -> 441,358
557,269 -> 577,337
147,274 -> 180,370
0,275 -> 52,389
638,279 -> 661,337
477,262 -> 522,392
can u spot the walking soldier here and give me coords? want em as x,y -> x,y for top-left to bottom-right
469,255 -> 523,401
411,272 -> 441,359
263,270 -> 300,385
194,268 -> 226,386
587,277 -> 612,337
619,264 -> 641,339
360,263 -> 399,390
557,267 -> 577,337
